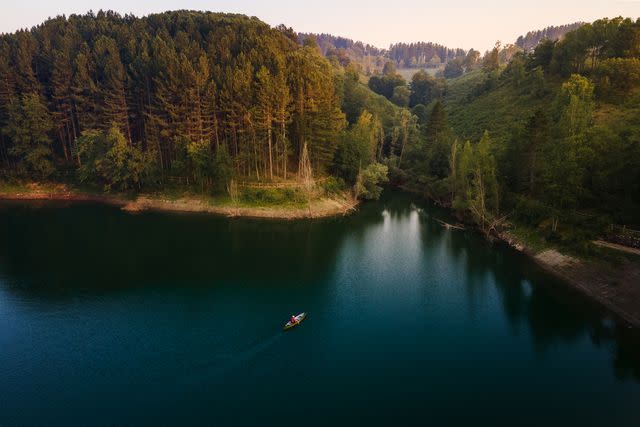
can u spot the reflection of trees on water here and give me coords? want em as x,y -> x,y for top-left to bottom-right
410,195 -> 640,383
0,201 -> 374,299
1,195 -> 638,381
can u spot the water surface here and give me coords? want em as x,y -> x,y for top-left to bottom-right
0,194 -> 638,426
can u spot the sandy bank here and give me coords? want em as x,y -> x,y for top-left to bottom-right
0,183 -> 359,220
499,231 -> 640,329
121,194 -> 358,219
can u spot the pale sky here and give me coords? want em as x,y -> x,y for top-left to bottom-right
2,0 -> 639,52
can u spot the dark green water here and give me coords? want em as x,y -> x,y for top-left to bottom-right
0,193 -> 638,426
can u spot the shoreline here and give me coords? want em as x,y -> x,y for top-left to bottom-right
3,184 -> 638,327
411,186 -> 640,329
497,230 -> 640,329
0,184 -> 359,220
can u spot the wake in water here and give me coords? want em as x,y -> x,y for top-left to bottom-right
182,332 -> 285,386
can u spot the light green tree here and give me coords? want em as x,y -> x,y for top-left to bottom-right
356,162 -> 389,200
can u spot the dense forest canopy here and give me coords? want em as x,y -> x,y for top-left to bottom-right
297,33 -> 468,75
0,11 -> 361,189
403,17 -> 640,237
386,42 -> 466,68
298,32 -> 385,71
0,11 -> 410,198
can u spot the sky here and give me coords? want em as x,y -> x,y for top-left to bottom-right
2,0 -> 640,52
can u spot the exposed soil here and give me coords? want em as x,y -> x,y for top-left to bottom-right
500,232 -> 640,329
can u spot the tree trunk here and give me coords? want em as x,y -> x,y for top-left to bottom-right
267,116 -> 273,180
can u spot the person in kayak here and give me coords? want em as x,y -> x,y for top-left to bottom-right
290,315 -> 298,324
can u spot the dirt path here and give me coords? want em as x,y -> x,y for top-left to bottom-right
593,240 -> 640,256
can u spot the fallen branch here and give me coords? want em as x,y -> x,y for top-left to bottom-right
434,218 -> 466,230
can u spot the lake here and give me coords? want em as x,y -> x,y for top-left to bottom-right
0,193 -> 638,426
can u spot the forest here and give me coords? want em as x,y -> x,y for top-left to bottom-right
393,17 -> 640,248
1,12 -> 639,247
515,22 -> 584,52
0,11 -> 399,198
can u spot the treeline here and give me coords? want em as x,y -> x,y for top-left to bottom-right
528,18 -> 640,78
0,11 -> 416,200
299,33 -> 384,57
387,42 -> 466,68
515,22 -> 584,52
0,11 -> 351,190
298,33 -> 385,70
396,17 -> 640,241
367,58 -> 481,107
299,33 -> 468,75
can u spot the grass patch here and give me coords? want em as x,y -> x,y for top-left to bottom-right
0,181 -> 60,194
239,187 -> 307,207
507,223 -> 551,254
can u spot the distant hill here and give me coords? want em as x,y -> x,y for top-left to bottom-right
387,42 -> 466,68
298,33 -> 466,74
298,33 -> 387,74
298,33 -> 384,58
515,22 -> 584,52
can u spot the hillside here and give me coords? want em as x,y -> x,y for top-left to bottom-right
444,69 -> 560,144
298,32 -> 467,76
0,10 -> 401,205
398,17 -> 640,241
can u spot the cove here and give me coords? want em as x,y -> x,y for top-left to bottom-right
0,193 -> 638,426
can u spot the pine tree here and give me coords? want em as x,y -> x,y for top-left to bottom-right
94,36 -> 132,144
2,93 -> 55,178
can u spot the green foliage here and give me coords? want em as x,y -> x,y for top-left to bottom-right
483,42 -> 501,72
451,141 -> 474,211
443,59 -> 464,79
437,19 -> 640,239
450,132 -> 499,228
322,176 -> 346,195
186,138 -> 213,185
339,67 -> 397,124
504,109 -> 550,195
464,49 -> 481,71
409,70 -> 446,107
0,11 -> 347,190
553,74 -> 595,138
502,53 -> 527,88
512,195 -> 552,225
424,102 -> 453,179
356,162 -> 389,200
530,17 -> 640,77
213,145 -> 234,191
333,110 -> 380,184
391,86 -> 410,107
386,42 -> 466,69
77,125 -> 150,191
2,93 -> 55,178
240,186 -> 306,206
368,73 -> 406,100
595,58 -> 640,99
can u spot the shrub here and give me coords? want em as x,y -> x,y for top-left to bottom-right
356,163 -> 389,200
513,195 -> 551,226
322,176 -> 346,195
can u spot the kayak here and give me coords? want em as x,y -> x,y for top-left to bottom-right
283,312 -> 307,330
